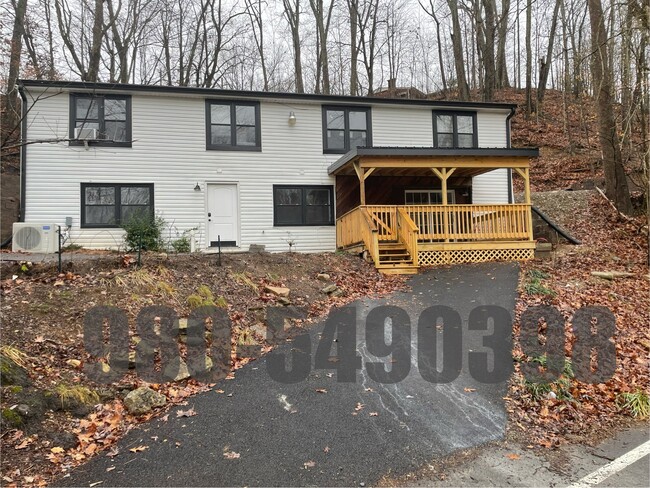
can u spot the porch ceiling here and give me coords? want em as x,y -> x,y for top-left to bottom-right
327,146 -> 539,177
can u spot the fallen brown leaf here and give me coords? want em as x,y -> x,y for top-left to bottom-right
176,408 -> 197,418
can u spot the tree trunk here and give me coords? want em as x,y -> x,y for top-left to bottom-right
348,0 -> 359,95
587,0 -> 632,214
433,10 -> 447,93
310,0 -> 334,95
447,0 -> 470,100
525,0 -> 532,114
482,0 -> 497,101
420,0 -> 447,94
496,0 -> 510,89
86,0 -> 104,81
5,0 -> 27,144
283,0 -> 304,93
536,0 -> 561,113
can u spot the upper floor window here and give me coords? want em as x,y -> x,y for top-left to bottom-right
70,94 -> 131,146
433,111 -> 477,148
206,100 -> 261,151
322,106 -> 371,153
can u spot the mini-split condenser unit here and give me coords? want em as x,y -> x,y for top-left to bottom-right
12,223 -> 59,253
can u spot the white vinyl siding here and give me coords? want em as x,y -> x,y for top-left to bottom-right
23,89 -> 513,250
371,106 -> 434,146
472,169 -> 511,203
476,110 -> 508,147
472,110 -> 510,203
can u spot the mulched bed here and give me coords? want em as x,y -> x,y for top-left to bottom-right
0,251 -> 406,486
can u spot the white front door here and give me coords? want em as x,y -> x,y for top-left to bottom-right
207,184 -> 239,247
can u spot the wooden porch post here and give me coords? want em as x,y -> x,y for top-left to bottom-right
514,167 -> 531,204
514,167 -> 534,241
353,162 -> 375,206
432,167 -> 456,242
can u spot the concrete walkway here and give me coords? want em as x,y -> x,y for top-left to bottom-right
0,252 -> 109,264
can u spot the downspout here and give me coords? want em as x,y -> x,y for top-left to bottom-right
506,107 -> 515,204
19,82 -> 27,222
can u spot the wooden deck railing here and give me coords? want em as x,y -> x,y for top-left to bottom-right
337,204 -> 533,258
400,204 -> 532,241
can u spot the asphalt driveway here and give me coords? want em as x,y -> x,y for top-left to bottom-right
58,261 -> 520,487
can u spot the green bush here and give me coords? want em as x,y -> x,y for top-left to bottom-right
121,214 -> 166,251
171,235 -> 191,253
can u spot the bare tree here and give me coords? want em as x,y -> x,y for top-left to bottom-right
309,0 -> 335,94
587,0 -> 631,213
480,0 -> 497,100
54,0 -> 114,81
495,0 -> 510,88
525,0 -> 532,113
282,0 -> 305,93
347,0 -> 359,95
4,0 -> 27,145
105,0 -> 159,84
447,0 -> 470,100
356,0 -> 382,95
536,0 -> 561,113
419,0 -> 447,94
244,0 -> 269,91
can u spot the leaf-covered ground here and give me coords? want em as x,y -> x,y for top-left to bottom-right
508,191 -> 649,447
0,251 -> 405,486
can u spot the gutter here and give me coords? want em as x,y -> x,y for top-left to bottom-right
506,107 -> 516,204
19,82 -> 27,222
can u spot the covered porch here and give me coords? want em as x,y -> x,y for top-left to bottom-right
329,147 -> 540,274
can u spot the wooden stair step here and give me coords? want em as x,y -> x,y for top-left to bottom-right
376,264 -> 419,275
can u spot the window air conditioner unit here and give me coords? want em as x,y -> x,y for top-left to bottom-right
75,127 -> 98,140
12,223 -> 59,253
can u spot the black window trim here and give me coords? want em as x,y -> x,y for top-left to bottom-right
69,93 -> 132,147
80,183 -> 154,228
273,184 -> 335,227
432,110 -> 478,149
322,105 -> 372,154
205,99 -> 261,151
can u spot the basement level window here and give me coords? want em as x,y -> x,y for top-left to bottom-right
70,94 -> 132,146
273,185 -> 334,226
81,183 -> 153,228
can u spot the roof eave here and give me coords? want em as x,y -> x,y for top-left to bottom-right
327,147 -> 540,175
17,79 -> 518,110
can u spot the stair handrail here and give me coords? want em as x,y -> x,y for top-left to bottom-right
396,208 -> 419,267
360,208 -> 380,266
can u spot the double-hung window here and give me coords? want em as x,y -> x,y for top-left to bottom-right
81,183 -> 153,228
273,185 -> 334,226
433,111 -> 477,148
206,100 -> 261,150
70,94 -> 131,146
322,106 -> 371,153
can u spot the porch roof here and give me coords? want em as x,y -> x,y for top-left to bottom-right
327,146 -> 540,177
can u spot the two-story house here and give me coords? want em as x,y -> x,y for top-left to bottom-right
17,80 -> 538,273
